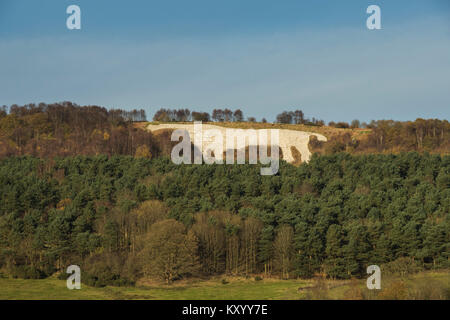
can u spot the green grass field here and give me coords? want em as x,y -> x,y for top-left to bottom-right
0,271 -> 448,300
0,277 -> 309,300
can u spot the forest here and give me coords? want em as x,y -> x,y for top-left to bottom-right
0,102 -> 167,159
0,103 -> 448,286
0,153 -> 448,285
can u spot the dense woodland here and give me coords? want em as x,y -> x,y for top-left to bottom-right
0,153 -> 448,285
0,102 -> 169,159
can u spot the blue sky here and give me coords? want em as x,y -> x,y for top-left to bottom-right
0,0 -> 449,122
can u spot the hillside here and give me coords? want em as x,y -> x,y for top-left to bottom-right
0,103 -> 448,160
138,118 -> 450,161
0,103 -> 448,290
136,120 -> 369,140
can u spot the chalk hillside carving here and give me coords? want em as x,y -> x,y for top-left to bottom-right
146,124 -> 327,163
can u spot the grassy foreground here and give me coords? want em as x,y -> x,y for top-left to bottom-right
0,271 -> 448,300
0,277 -> 308,300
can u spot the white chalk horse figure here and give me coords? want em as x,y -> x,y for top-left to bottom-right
146,123 -> 327,164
